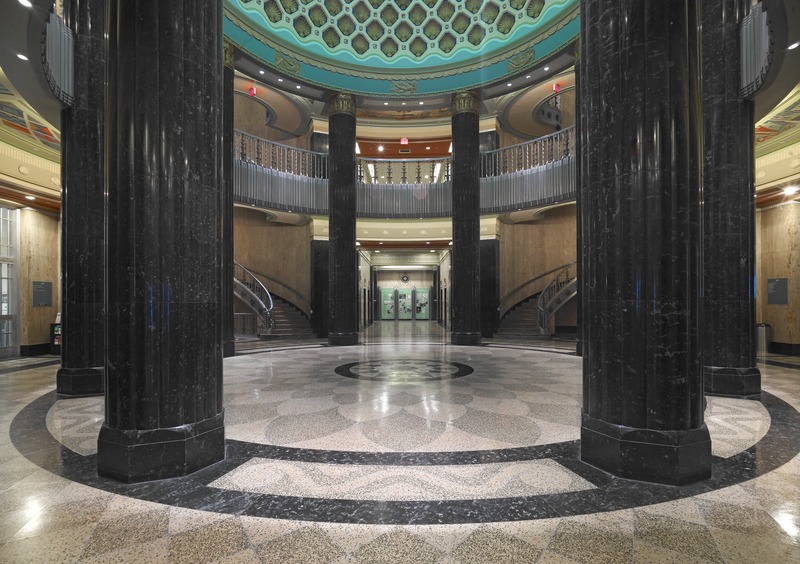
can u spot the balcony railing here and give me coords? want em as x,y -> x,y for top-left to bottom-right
233,126 -> 576,218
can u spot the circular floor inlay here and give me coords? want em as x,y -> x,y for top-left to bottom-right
335,360 -> 473,382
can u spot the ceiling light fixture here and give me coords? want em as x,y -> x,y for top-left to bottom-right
525,75 -> 531,79
430,250 -> 436,253
18,0 -> 32,7
419,101 -> 424,105
789,41 -> 799,50
377,145 -> 384,152
296,85 -> 301,89
25,195 -> 36,201
277,78 -> 283,82
374,250 -> 380,253
544,66 -> 550,71
784,186 -> 799,195
507,83 -> 512,87
259,70 -> 264,74
401,102 -> 406,105
383,102 -> 388,105
16,53 -> 28,61
425,146 -> 430,150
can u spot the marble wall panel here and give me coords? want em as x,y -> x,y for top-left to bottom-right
757,203 -> 800,345
18,209 -> 60,346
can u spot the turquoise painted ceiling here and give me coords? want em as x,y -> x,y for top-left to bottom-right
224,0 -> 579,97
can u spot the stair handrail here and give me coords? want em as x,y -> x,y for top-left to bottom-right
498,262 -> 575,317
234,261 -> 274,331
537,261 -> 577,334
238,266 -> 313,317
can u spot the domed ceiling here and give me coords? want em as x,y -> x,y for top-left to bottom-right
224,0 -> 579,98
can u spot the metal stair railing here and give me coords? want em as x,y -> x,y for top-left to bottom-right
233,262 -> 274,336
537,261 -> 577,335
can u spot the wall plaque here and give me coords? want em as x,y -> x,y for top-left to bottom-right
32,281 -> 53,307
767,278 -> 788,305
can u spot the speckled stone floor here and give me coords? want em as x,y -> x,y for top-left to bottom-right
1,323 -> 798,563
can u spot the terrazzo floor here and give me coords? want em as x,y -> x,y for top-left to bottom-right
1,322 -> 798,563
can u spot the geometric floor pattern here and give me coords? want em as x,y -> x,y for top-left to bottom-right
1,324 -> 798,562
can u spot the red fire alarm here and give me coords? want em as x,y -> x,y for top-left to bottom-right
249,86 -> 257,97
553,83 -> 560,93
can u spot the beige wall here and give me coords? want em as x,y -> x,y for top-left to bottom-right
18,208 -> 60,346
499,204 -> 577,316
376,270 -> 433,290
234,95 -> 312,149
756,202 -> 800,345
233,207 -> 313,314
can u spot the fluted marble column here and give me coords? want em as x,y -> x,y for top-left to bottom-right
702,0 -> 760,398
450,92 -> 481,346
98,0 -> 225,482
328,93 -> 358,346
579,0 -> 711,485
222,40 -> 235,358
56,0 -> 105,396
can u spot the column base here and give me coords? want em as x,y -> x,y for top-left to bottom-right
328,332 -> 358,346
56,367 -> 104,396
223,339 -> 235,358
704,366 -> 761,399
97,412 -> 225,483
580,414 -> 711,485
451,332 -> 482,346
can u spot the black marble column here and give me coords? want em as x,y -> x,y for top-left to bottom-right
575,42 -> 584,358
579,0 -> 711,485
450,92 -> 481,346
98,0 -> 225,482
56,0 -> 105,396
702,0 -> 760,399
480,239 -> 499,338
327,94 -> 358,346
221,41 -> 235,358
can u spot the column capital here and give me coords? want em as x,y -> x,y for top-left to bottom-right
223,39 -> 235,69
329,93 -> 356,117
451,91 -> 480,115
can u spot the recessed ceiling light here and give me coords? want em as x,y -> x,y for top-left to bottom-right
25,195 -> 36,201
401,102 -> 406,105
18,0 -> 32,7
425,146 -> 430,150
426,241 -> 430,244
356,241 -> 361,246
377,145 -> 384,152
259,70 -> 264,74
544,66 -> 550,71
784,186 -> 799,195
430,250 -> 435,253
383,102 -> 388,105
789,41 -> 800,50
296,85 -> 301,89
16,53 -> 28,61
526,75 -> 531,79
419,101 -> 424,105
374,250 -> 380,253
277,78 -> 283,82
507,83 -> 512,87
379,242 -> 383,244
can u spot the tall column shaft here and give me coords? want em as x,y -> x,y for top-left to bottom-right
579,0 -> 710,485
222,41 -> 235,357
328,94 -> 358,346
98,0 -> 225,482
702,0 -> 760,398
450,92 -> 481,346
56,0 -> 106,396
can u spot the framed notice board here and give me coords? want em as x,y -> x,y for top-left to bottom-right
767,278 -> 788,305
32,281 -> 53,307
